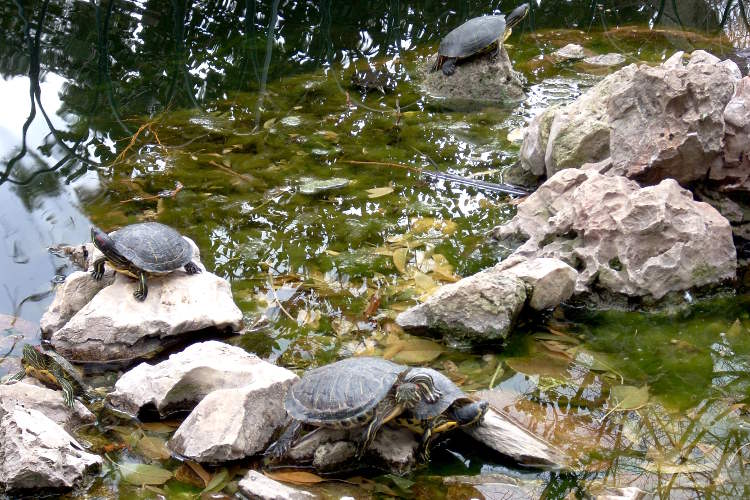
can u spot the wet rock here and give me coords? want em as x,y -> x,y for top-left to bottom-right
108,341 -> 287,418
47,237 -> 242,362
299,177 -> 350,195
0,405 -> 101,492
313,441 -> 356,471
167,358 -> 297,462
582,53 -> 626,67
367,426 -> 418,474
288,429 -> 348,462
498,257 -> 577,310
422,46 -> 524,102
396,267 -> 527,343
552,43 -> 587,61
0,381 -> 95,433
490,169 -> 736,302
238,470 -> 315,500
443,473 -> 544,499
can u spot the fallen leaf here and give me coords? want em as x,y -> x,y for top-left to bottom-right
140,422 -> 178,433
186,460 -> 212,486
136,436 -> 172,460
610,385 -> 649,411
263,118 -> 276,129
119,463 -> 173,486
363,294 -> 380,318
175,463 -> 206,488
383,338 -> 444,364
264,470 -> 325,485
413,272 -> 437,294
393,248 -> 408,273
202,468 -> 230,494
367,186 -> 394,198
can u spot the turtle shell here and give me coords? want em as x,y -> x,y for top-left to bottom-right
438,15 -> 507,59
285,357 -> 406,426
110,222 -> 193,274
406,367 -> 468,420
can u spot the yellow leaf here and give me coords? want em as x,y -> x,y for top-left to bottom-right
610,385 -> 649,411
264,470 -> 325,485
393,248 -> 408,274
411,217 -> 435,234
185,460 -> 212,486
383,338 -> 445,364
414,272 -> 437,294
438,219 -> 458,235
371,246 -> 394,257
324,249 -> 340,256
263,118 -> 276,129
367,186 -> 394,198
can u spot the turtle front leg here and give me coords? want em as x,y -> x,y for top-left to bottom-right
184,262 -> 201,275
491,39 -> 501,61
356,397 -> 402,458
418,425 -> 435,462
441,58 -> 457,76
431,56 -> 443,73
265,419 -> 303,461
91,257 -> 106,281
133,272 -> 148,301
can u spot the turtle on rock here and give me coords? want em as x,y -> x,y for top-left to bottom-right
91,222 -> 201,301
265,357 -> 441,461
432,3 -> 530,76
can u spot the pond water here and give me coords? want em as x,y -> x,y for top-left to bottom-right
1,0 -> 750,498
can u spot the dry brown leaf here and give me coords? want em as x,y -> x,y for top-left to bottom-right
186,460 -> 212,486
264,470 -> 325,485
175,463 -> 207,488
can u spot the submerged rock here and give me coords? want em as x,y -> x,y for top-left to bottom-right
491,168 -> 736,302
422,46 -> 525,102
0,405 -> 101,492
107,341 -> 289,418
45,237 -> 242,362
238,470 -> 316,500
582,53 -> 626,67
443,473 -> 545,499
298,177 -> 350,195
552,43 -> 587,61
0,381 -> 95,433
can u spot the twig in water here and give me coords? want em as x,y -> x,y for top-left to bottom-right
120,181 -> 184,204
267,268 -> 296,322
208,160 -> 256,183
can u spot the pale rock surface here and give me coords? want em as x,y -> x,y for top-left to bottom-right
709,77 -> 750,191
490,169 -> 736,301
422,46 -> 524,102
367,426 -> 418,474
396,267 -> 527,343
498,257 -> 578,310
312,441 -> 356,471
40,269 -> 115,334
515,106 -> 559,184
443,473 -> 545,499
238,470 -> 316,500
582,53 -> 626,67
553,43 -> 587,61
0,406 -> 101,492
107,341 -> 286,417
0,381 -> 95,433
167,362 -> 297,462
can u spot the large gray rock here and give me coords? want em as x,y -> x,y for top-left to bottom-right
47,237 -> 242,362
0,381 -> 95,433
709,77 -> 750,192
238,470 -> 316,500
0,405 -> 101,492
498,257 -> 578,310
396,267 -> 527,343
421,46 -> 524,102
491,169 -> 736,301
107,341 -> 286,418
516,106 -> 559,184
167,361 -> 297,462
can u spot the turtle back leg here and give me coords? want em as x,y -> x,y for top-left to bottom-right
92,257 -> 106,280
355,395 -> 403,458
133,271 -> 148,301
265,419 -> 303,461
441,58 -> 457,76
50,364 -> 76,408
431,55 -> 444,73
184,262 -> 201,274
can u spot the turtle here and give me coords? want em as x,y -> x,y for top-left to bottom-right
431,3 -> 530,76
395,367 -> 489,460
90,222 -> 201,301
265,357 -> 441,461
5,344 -> 91,408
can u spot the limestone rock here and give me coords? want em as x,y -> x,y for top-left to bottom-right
107,341 -> 288,418
40,269 -> 115,334
367,426 -> 418,474
422,46 -> 524,102
517,107 -> 558,184
0,406 -> 101,492
498,257 -> 577,310
582,53 -> 626,67
396,267 -> 527,343
313,441 -> 356,471
0,381 -> 95,433
288,429 -> 348,462
553,43 -> 587,61
491,169 -> 736,301
709,77 -> 750,192
167,362 -> 297,462
238,470 -> 316,500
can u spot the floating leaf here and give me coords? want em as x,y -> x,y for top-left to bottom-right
610,385 -> 649,411
119,463 -> 173,486
505,356 -> 570,379
393,248 -> 408,273
141,421 -> 179,433
264,470 -> 325,485
186,460 -> 212,486
263,117 -> 276,129
174,463 -> 206,488
366,186 -> 394,198
383,338 -> 444,364
726,319 -> 743,338
202,468 -> 230,494
136,436 -> 172,460
384,473 -> 415,491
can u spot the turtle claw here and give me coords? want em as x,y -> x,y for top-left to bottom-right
184,262 -> 201,275
133,289 -> 147,301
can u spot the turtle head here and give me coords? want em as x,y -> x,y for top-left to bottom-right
450,400 -> 489,427
395,372 -> 441,408
506,3 -> 530,30
91,226 -> 114,253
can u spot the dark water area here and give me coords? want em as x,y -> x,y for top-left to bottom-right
1,0 -> 750,498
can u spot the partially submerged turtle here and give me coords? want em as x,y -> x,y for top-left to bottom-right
6,344 -> 90,407
91,222 -> 201,301
395,367 -> 489,460
432,3 -> 530,76
266,357 -> 441,460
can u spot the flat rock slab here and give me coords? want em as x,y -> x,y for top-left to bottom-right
47,236 -> 242,362
238,470 -> 316,500
167,365 -> 297,462
0,381 -> 95,433
0,405 -> 101,492
107,341 -> 289,418
553,43 -> 587,61
582,53 -> 626,67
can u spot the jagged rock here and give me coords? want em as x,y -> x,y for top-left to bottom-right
516,106 -> 559,184
709,77 -> 750,192
0,381 -> 95,433
238,470 -> 316,500
107,341 -> 287,418
313,441 -> 356,471
0,405 -> 101,492
582,53 -> 626,67
553,43 -> 587,61
47,237 -> 242,362
491,169 -> 736,302
396,267 -> 527,343
498,257 -> 578,310
40,269 -> 115,334
167,361 -> 297,462
367,426 -> 418,474
422,46 -> 524,102
288,429 -> 349,462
